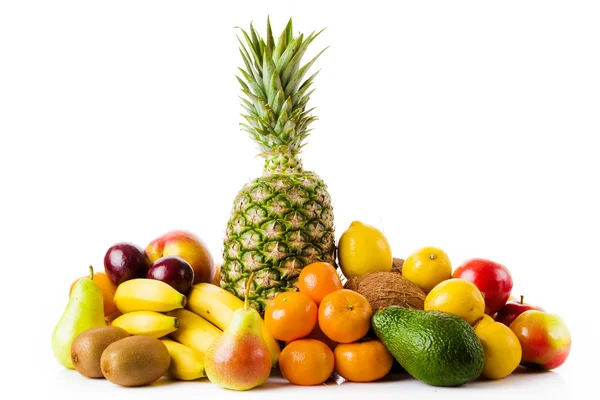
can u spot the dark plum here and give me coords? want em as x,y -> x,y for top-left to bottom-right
147,256 -> 194,294
104,243 -> 149,285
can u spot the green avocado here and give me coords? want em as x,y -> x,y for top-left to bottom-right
372,306 -> 484,387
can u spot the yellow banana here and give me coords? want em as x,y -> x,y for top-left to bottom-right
186,283 -> 280,366
111,310 -> 179,338
161,339 -> 206,381
113,278 -> 186,313
167,309 -> 221,354
186,283 -> 243,329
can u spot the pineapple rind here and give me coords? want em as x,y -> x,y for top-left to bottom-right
221,170 -> 336,314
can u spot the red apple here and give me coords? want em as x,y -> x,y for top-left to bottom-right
510,310 -> 571,370
452,258 -> 513,315
495,295 -> 545,327
145,230 -> 215,285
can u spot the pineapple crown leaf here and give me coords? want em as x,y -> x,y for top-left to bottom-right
235,17 -> 327,156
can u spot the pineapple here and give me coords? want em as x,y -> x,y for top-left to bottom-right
221,18 -> 336,314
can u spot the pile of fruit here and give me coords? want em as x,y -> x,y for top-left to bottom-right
52,222 -> 572,389
51,17 -> 571,390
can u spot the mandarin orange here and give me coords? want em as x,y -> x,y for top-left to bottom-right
298,262 -> 343,305
264,291 -> 317,342
318,289 -> 372,343
279,339 -> 334,386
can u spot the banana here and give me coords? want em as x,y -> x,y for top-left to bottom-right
113,278 -> 186,313
186,283 -> 281,366
187,282 -> 243,329
111,310 -> 179,338
161,339 -> 206,381
167,309 -> 221,354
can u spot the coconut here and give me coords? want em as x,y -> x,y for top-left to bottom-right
391,257 -> 404,274
344,271 -> 426,312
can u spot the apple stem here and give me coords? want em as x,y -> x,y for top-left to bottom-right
244,272 -> 255,311
520,295 -> 524,305
89,265 -> 94,280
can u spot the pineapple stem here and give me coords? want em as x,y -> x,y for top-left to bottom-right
263,147 -> 304,174
244,272 -> 256,310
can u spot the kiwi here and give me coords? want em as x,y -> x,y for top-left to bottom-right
100,336 -> 171,387
71,326 -> 130,378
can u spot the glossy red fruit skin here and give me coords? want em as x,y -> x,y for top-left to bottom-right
147,256 -> 195,294
452,258 -> 513,315
104,242 -> 150,285
495,297 -> 544,327
509,310 -> 571,370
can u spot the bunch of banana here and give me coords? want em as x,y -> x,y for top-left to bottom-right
109,278 -> 216,381
186,283 -> 280,366
109,279 -> 279,380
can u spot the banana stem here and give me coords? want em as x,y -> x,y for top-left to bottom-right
89,265 -> 94,280
244,272 -> 255,310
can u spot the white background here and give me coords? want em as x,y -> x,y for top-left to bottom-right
1,1 -> 599,398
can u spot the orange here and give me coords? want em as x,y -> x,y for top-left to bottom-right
70,269 -> 118,316
298,262 -> 343,305
264,291 -> 317,342
305,323 -> 338,350
334,338 -> 394,382
279,339 -> 334,386
318,289 -> 372,344
285,322 -> 338,351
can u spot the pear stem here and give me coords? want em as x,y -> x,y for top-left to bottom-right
244,272 -> 255,310
89,265 -> 94,280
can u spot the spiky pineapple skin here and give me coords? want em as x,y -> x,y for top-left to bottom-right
221,171 -> 335,314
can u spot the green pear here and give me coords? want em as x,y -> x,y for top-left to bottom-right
204,273 -> 271,390
52,266 -> 106,369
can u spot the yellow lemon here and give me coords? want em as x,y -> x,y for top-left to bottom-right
475,321 -> 522,380
402,246 -> 452,293
337,221 -> 392,279
474,314 -> 495,329
424,278 -> 485,326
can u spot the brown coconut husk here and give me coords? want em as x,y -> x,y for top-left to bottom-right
344,270 -> 426,312
391,257 -> 404,274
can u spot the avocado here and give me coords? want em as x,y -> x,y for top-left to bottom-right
372,306 -> 484,387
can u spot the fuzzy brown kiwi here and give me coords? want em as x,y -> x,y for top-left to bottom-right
71,326 -> 130,378
100,336 -> 171,387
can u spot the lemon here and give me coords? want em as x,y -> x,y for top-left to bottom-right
402,246 -> 452,293
337,221 -> 393,279
424,278 -> 485,326
474,320 -> 522,380
474,314 -> 495,329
